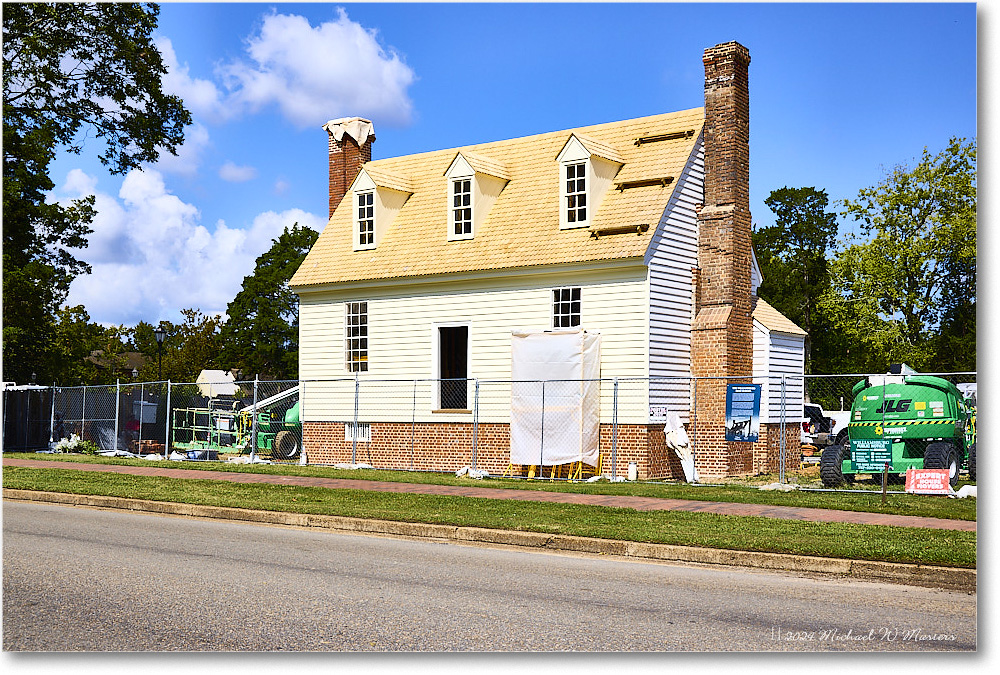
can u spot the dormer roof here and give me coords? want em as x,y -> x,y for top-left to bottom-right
291,108 -> 704,289
446,151 -> 510,181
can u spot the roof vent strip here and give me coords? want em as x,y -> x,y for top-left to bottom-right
633,129 -> 695,146
589,223 -> 650,239
614,177 -> 674,191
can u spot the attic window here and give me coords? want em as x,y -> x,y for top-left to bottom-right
356,190 -> 375,248
565,163 -> 587,224
556,134 -> 623,230
444,152 -> 509,242
452,178 -> 472,236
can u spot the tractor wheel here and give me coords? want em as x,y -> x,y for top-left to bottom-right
924,441 -> 959,488
820,444 -> 853,487
834,429 -> 849,447
968,443 -> 976,481
273,430 -> 300,460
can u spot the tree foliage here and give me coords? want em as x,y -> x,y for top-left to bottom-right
826,137 -> 976,372
754,187 -> 838,373
219,224 -> 319,380
2,2 -> 190,384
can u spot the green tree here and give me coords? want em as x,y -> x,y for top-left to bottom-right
826,137 -> 976,372
754,187 -> 839,373
219,224 -> 319,380
3,2 -> 190,384
160,309 -> 222,383
50,305 -> 105,385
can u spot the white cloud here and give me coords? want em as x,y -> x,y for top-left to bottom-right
217,8 -> 415,127
219,161 -> 258,183
56,168 -> 325,326
156,36 -> 227,121
151,121 -> 211,176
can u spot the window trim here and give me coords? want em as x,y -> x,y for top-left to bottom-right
552,287 -> 582,328
451,177 -> 473,239
345,301 -> 369,373
563,161 -> 588,227
355,190 -> 375,250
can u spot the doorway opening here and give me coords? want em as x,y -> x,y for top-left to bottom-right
438,325 -> 468,410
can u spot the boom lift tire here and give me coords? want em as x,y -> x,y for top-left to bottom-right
820,444 -> 853,487
924,441 -> 960,488
273,430 -> 300,460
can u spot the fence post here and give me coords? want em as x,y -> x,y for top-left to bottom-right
298,381 -> 307,466
539,380 -> 546,471
779,375 -> 786,484
138,383 -> 144,450
165,380 -> 172,455
410,379 -> 417,471
250,376 -> 259,462
472,378 -> 480,470
49,384 -> 56,444
114,379 -> 121,453
691,377 -> 698,480
612,377 -> 619,481
82,385 -> 87,443
352,375 -> 359,464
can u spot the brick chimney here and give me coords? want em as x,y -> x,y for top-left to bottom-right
691,41 -> 754,478
323,117 -> 375,219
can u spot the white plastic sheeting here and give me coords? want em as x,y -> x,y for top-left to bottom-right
664,411 -> 698,483
510,330 -> 601,467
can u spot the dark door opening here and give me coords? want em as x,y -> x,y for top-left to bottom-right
439,326 -> 468,409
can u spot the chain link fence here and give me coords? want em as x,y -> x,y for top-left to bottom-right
3,372 -> 976,480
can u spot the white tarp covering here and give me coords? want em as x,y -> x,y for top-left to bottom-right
510,330 -> 601,466
196,370 -> 237,398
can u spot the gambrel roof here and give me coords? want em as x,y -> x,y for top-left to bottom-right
291,108 -> 704,289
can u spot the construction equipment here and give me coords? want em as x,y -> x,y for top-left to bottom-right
820,365 -> 976,488
172,386 -> 301,459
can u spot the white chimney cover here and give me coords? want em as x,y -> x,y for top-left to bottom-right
322,117 -> 375,146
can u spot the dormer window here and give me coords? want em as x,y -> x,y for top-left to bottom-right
452,178 -> 472,236
444,151 -> 510,242
565,162 -> 587,224
357,191 -> 375,248
556,134 -> 624,230
349,168 -> 413,251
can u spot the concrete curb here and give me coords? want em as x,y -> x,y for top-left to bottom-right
4,489 -> 976,592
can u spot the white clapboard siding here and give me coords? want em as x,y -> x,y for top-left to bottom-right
646,138 -> 704,421
753,319 -> 805,423
298,264 -> 650,423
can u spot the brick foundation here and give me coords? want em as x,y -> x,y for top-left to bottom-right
303,420 -> 792,481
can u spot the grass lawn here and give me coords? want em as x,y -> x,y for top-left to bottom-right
2,457 -> 977,569
4,452 -> 977,521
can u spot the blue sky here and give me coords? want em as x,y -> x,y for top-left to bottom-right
47,2 -> 978,327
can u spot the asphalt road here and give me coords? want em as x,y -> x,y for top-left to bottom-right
3,501 -> 977,652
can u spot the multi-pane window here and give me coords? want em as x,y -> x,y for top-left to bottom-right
345,302 -> 368,372
552,287 -> 581,328
357,191 -> 374,246
452,179 -> 472,236
565,163 -> 587,224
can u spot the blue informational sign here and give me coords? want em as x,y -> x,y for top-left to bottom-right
726,384 -> 762,442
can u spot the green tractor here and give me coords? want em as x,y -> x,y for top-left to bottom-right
820,367 -> 976,488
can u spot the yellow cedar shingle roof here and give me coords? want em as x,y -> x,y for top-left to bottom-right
753,298 -> 808,337
291,108 -> 705,289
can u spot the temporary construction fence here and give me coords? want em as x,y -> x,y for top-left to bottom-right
1,372 -> 976,481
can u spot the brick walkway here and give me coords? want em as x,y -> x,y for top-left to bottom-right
3,458 -> 975,532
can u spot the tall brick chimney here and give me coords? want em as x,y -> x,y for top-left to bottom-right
691,41 -> 754,478
323,117 -> 375,219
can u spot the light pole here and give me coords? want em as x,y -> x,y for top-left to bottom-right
153,326 -> 166,381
